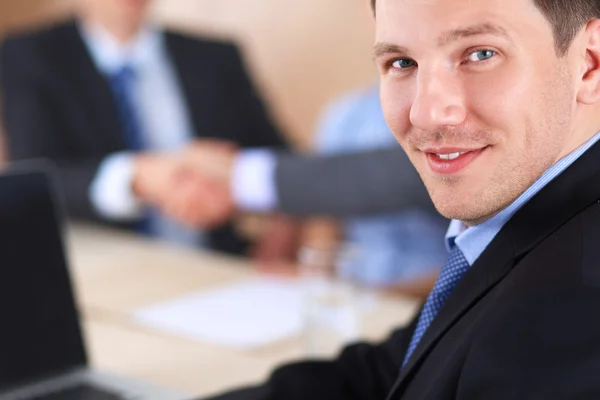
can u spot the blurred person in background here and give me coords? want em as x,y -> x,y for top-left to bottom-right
0,0 -> 300,258
298,84 -> 447,297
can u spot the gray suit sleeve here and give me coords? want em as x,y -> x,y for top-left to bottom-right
274,147 -> 435,217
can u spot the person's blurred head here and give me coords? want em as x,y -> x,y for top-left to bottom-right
78,0 -> 152,42
372,0 -> 600,226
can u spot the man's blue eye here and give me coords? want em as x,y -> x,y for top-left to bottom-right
467,50 -> 496,62
392,59 -> 416,69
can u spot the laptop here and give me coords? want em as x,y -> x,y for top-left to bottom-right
0,163 -> 184,400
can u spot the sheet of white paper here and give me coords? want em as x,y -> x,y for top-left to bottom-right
132,277 -> 306,349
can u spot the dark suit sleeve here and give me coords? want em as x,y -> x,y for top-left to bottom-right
202,321 -> 415,400
224,44 -> 288,150
459,288 -> 600,399
274,147 -> 436,217
0,36 -> 105,221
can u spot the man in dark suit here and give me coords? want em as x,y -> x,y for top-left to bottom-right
192,0 -> 600,398
0,0 -> 289,255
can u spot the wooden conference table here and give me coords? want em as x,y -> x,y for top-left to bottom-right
66,223 -> 421,398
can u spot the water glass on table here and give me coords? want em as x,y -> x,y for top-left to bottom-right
298,245 -> 361,358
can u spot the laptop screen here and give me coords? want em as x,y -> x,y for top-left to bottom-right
0,168 -> 86,388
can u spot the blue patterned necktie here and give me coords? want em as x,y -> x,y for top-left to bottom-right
108,65 -> 146,151
402,243 -> 470,367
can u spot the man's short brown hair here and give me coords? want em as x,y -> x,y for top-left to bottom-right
370,0 -> 600,56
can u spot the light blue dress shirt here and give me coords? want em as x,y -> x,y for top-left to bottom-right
314,85 -> 448,286
82,21 -> 204,246
446,130 -> 600,265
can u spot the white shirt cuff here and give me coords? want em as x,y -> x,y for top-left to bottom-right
89,152 -> 144,220
232,149 -> 278,212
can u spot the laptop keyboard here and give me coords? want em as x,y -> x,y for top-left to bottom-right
24,384 -> 127,400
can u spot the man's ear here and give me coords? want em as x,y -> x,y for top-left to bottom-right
577,19 -> 600,105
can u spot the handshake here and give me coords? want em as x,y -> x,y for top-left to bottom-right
131,139 -> 239,229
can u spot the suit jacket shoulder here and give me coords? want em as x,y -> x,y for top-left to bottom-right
163,30 -> 248,77
163,29 -> 288,149
1,19 -> 80,73
164,30 -> 240,54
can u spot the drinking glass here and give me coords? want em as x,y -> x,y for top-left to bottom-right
298,245 -> 360,358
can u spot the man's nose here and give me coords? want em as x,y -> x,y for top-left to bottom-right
409,70 -> 467,131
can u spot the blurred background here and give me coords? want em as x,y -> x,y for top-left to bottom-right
0,0 -> 377,155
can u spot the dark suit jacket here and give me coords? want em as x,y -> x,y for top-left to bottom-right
0,19 -> 288,255
205,138 -> 600,399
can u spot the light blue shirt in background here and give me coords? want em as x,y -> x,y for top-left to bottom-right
315,85 -> 448,286
446,130 -> 600,266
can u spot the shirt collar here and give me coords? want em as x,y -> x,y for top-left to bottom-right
445,130 -> 600,264
444,219 -> 466,251
78,19 -> 164,75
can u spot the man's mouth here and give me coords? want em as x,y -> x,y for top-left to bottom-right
423,147 -> 488,174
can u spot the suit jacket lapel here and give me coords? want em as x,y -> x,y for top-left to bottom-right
387,233 -> 516,399
57,20 -> 125,150
387,138 -> 600,399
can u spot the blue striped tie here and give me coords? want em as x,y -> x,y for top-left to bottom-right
108,65 -> 146,151
402,243 -> 470,367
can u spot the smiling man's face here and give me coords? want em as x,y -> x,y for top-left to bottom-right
374,0 -> 582,225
